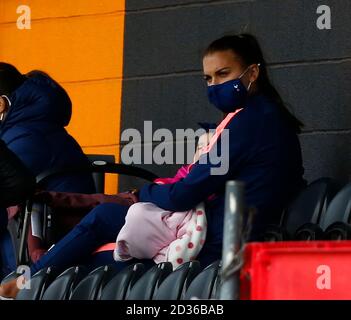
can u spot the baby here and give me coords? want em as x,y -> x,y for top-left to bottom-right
114,131 -> 214,269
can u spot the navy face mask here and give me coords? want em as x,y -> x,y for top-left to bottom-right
207,66 -> 251,113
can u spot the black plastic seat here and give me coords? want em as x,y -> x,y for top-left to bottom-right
69,264 -> 118,300
318,182 -> 351,240
285,178 -> 337,238
262,225 -> 288,242
100,263 -> 144,300
263,178 -> 336,241
294,222 -> 324,240
16,267 -> 56,300
324,222 -> 351,240
11,158 -> 159,267
153,261 -> 201,300
183,260 -> 220,300
210,270 -> 222,299
126,262 -> 172,300
41,266 -> 88,300
86,154 -> 115,193
1,270 -> 18,285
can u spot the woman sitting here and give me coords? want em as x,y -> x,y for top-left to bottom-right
0,33 -> 306,299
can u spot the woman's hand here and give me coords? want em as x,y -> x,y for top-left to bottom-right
119,189 -> 139,203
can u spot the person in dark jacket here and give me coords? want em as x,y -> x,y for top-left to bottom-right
0,34 -> 306,298
0,63 -> 96,277
0,64 -> 96,193
0,139 -> 35,208
0,139 -> 35,279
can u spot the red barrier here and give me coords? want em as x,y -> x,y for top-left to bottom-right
240,241 -> 351,300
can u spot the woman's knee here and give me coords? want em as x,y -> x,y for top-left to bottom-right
79,202 -> 129,233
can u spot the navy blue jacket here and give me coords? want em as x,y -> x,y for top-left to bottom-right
139,94 -> 305,264
0,139 -> 35,208
0,73 -> 95,193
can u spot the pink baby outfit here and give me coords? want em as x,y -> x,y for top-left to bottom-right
113,202 -> 206,269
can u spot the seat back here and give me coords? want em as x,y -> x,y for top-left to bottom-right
1,270 -> 18,285
69,264 -> 117,300
294,222 -> 324,241
16,267 -> 56,300
262,225 -> 288,242
210,269 -> 222,299
319,182 -> 351,231
6,219 -> 24,269
183,260 -> 220,300
281,178 -> 336,238
86,154 -> 115,193
100,263 -> 144,300
153,261 -> 201,300
41,266 -> 87,300
126,262 -> 172,300
324,222 -> 351,240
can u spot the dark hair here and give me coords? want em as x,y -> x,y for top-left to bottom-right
203,34 -> 303,133
0,63 -> 26,96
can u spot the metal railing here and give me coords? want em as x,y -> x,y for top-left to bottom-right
219,180 -> 245,300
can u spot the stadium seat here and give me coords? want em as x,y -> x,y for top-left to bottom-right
1,270 -> 18,285
324,222 -> 351,240
100,263 -> 145,300
210,269 -> 222,299
16,266 -> 56,300
86,154 -> 116,193
41,265 -> 88,300
153,261 -> 201,300
12,157 -> 159,267
294,222 -> 324,241
183,260 -> 221,300
264,178 -> 337,241
319,182 -> 351,240
69,264 -> 118,300
262,225 -> 288,242
126,262 -> 172,300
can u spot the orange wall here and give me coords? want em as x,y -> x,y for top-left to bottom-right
0,0 -> 125,193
